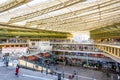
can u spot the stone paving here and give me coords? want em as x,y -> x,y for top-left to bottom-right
0,61 -> 118,80
55,65 -> 118,80
0,65 -> 61,80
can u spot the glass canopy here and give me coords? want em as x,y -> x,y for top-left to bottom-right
0,0 -> 119,33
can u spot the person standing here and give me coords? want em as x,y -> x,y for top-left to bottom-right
6,61 -> 8,67
74,70 -> 76,75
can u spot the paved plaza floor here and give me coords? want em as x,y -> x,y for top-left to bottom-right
55,65 -> 117,80
0,61 -> 118,80
0,66 -> 61,80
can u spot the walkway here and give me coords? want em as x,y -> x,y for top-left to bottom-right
0,66 -> 62,80
55,65 -> 118,80
0,61 -> 117,80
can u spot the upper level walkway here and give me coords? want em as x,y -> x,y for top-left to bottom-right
0,42 -> 120,63
51,42 -> 120,63
95,43 -> 120,63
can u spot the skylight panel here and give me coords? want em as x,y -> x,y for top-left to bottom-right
0,0 -> 9,4
28,0 -> 54,6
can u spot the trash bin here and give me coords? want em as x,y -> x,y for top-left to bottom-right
58,72 -> 61,80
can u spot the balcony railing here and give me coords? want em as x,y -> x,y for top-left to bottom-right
95,43 -> 120,61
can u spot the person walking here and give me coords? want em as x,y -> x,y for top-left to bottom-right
17,64 -> 20,69
15,66 -> 19,76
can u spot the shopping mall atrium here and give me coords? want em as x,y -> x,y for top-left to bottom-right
0,0 -> 120,80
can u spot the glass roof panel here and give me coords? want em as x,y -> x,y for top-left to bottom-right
0,0 -> 9,4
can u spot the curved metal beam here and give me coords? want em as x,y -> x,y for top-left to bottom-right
0,0 -> 29,13
25,0 -> 120,27
8,0 -> 85,23
36,6 -> 120,28
37,16 -> 120,32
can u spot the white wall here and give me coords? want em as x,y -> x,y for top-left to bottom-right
38,41 -> 52,52
29,41 -> 52,52
2,47 -> 28,54
2,47 -> 28,58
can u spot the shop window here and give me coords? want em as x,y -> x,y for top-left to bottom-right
11,45 -> 14,47
115,48 -> 117,55
6,45 -> 9,47
112,48 -> 114,54
16,45 -> 18,47
119,49 -> 120,57
20,45 -> 23,47
106,47 -> 108,51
